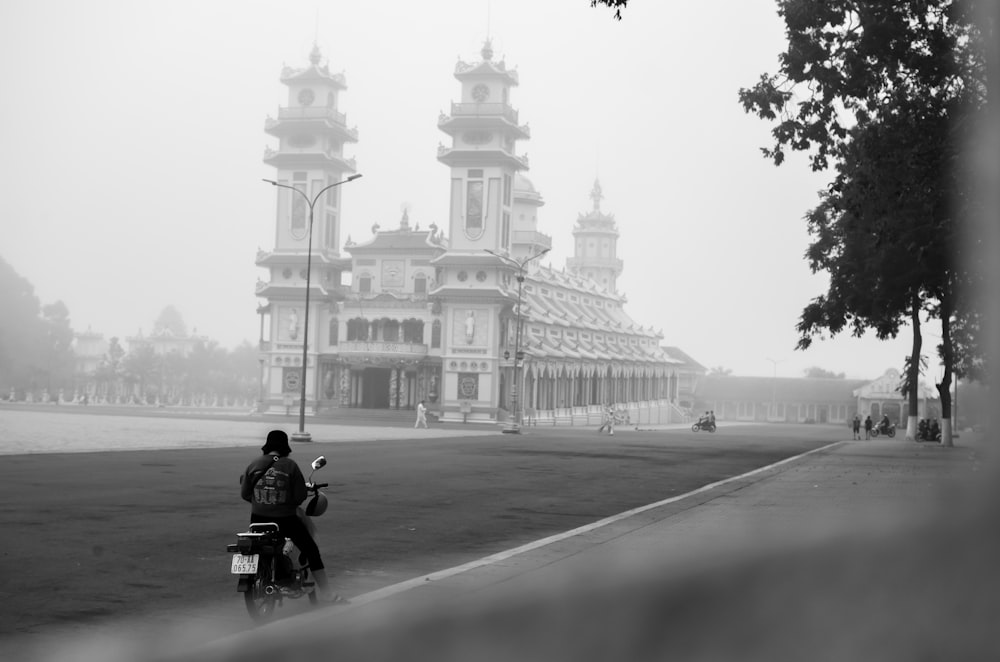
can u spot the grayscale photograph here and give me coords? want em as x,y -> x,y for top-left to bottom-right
0,1 -> 997,660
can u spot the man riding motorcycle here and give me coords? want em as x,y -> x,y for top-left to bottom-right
241,430 -> 345,604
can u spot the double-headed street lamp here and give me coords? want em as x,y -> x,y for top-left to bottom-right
263,173 -> 363,442
486,247 -> 550,433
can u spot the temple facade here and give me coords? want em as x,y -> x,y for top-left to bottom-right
255,42 -> 704,424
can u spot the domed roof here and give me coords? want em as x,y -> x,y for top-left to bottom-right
513,173 -> 536,193
513,174 -> 544,206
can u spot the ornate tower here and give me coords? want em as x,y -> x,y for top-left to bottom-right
255,45 -> 358,411
432,39 -> 531,421
437,39 -> 530,252
566,179 -> 623,292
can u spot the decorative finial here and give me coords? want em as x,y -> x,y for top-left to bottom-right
590,179 -> 603,211
371,222 -> 380,234
400,207 -> 410,230
309,44 -> 322,66
481,38 -> 493,61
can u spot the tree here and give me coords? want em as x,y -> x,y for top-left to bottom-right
122,342 -> 158,403
739,0 -> 987,443
40,301 -> 76,395
709,366 -> 733,377
804,366 -> 846,379
591,0 -> 628,20
0,256 -> 77,399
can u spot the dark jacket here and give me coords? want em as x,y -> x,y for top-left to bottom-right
241,454 -> 307,518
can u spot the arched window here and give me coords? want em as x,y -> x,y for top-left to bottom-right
328,318 -> 338,345
402,319 -> 423,344
414,274 -> 427,294
358,276 -> 372,294
383,319 -> 400,342
347,318 -> 370,341
431,320 -> 442,348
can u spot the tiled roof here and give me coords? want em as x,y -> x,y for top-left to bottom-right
347,230 -> 441,252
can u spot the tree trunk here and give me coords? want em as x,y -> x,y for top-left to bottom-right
936,302 -> 954,447
906,295 -> 922,441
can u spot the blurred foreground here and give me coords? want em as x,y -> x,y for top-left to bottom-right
22,434 -> 997,662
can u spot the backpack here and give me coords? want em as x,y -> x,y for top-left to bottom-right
251,456 -> 292,506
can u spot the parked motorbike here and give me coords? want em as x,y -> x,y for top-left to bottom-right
917,419 -> 941,441
228,456 -> 329,621
691,419 -> 717,433
870,422 -> 896,438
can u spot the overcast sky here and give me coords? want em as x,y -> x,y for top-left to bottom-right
1,0 -> 932,380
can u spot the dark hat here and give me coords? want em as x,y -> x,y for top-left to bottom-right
261,429 -> 292,456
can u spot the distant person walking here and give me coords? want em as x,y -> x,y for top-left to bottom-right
415,400 -> 429,429
852,415 -> 861,440
597,404 -> 616,436
864,415 -> 873,440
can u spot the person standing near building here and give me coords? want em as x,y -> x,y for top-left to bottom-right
852,414 -> 861,440
864,415 -> 873,440
415,400 -> 428,429
597,403 -> 616,435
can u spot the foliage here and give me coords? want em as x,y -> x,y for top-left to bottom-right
0,256 -> 77,397
708,366 -> 733,376
804,366 -> 846,379
739,0 -> 987,431
591,0 -> 628,20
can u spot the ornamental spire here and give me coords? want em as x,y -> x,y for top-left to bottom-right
590,178 -> 603,212
481,38 -> 494,61
309,43 -> 322,66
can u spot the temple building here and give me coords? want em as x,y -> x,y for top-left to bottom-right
255,42 -> 704,424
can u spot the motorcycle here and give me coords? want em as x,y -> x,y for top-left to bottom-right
870,422 -> 896,438
691,419 -> 717,433
228,456 -> 329,622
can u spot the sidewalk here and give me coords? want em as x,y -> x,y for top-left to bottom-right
161,435 -> 994,662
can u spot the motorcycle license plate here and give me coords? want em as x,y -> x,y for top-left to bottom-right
231,553 -> 259,574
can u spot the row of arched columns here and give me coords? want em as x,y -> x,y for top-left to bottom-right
515,362 -> 680,411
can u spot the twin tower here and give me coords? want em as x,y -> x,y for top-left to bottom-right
255,40 -> 639,418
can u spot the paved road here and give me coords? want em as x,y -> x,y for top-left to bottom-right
0,408 -> 849,659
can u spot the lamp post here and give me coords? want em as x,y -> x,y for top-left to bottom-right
486,247 -> 550,433
263,173 -> 362,442
765,357 -> 783,421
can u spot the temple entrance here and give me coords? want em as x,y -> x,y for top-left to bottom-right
361,368 -> 390,408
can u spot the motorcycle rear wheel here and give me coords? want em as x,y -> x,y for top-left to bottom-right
887,427 -> 896,438
708,424 -> 717,433
244,558 -> 279,622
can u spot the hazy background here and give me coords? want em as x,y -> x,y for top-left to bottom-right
0,0 -> 925,380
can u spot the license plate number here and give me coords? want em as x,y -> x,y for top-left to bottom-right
231,553 -> 259,574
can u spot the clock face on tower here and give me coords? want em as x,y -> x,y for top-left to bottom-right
298,88 -> 315,106
472,84 -> 490,103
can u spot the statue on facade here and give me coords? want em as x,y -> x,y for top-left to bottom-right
465,310 -> 476,344
288,309 -> 299,340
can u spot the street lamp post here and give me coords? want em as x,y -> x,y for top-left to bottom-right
263,173 -> 362,442
486,247 -> 550,433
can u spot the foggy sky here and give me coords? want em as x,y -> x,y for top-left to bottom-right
0,0 -> 925,380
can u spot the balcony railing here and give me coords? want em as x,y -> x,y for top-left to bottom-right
566,256 -> 624,271
511,230 -> 553,250
449,102 -> 519,124
337,341 -> 428,357
277,105 -> 347,124
437,145 -> 528,169
262,148 -> 358,170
